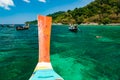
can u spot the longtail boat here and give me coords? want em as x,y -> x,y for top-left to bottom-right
29,15 -> 64,80
69,24 -> 78,32
16,24 -> 29,30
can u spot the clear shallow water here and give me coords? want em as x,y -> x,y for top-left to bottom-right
0,25 -> 120,80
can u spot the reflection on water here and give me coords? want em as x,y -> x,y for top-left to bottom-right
0,25 -> 120,80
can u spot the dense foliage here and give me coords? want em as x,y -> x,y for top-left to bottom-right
26,0 -> 120,24
25,20 -> 37,25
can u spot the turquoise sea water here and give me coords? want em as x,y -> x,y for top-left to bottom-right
0,25 -> 120,80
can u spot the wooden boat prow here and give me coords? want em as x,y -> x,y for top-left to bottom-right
29,15 -> 64,80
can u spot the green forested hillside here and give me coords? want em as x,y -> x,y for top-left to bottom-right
26,0 -> 120,24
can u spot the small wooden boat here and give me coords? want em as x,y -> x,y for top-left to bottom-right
0,24 -> 4,27
16,24 -> 29,30
69,24 -> 78,32
29,15 -> 64,80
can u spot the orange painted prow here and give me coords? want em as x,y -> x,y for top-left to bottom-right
38,15 -> 52,62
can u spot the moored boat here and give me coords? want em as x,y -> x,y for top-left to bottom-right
16,24 -> 29,30
69,24 -> 78,32
0,24 -> 4,27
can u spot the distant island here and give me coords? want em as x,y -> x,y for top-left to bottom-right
26,0 -> 120,25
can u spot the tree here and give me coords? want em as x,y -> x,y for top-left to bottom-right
76,16 -> 84,24
27,0 -> 120,24
101,17 -> 111,24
